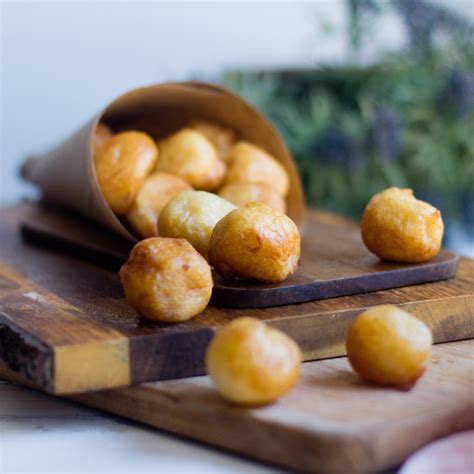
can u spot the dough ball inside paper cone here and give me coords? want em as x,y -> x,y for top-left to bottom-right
21,82 -> 306,241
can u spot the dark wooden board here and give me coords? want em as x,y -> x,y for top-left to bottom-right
20,202 -> 459,308
0,204 -> 472,394
1,340 -> 473,473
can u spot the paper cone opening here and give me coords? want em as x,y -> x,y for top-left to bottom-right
22,82 -> 306,241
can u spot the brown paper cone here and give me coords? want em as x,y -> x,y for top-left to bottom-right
21,82 -> 306,241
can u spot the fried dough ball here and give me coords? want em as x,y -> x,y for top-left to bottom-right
361,187 -> 444,263
158,191 -> 236,259
206,317 -> 301,405
346,305 -> 432,389
209,202 -> 300,283
188,120 -> 236,160
224,142 -> 290,197
119,237 -> 213,323
218,182 -> 286,213
94,131 -> 158,215
93,123 -> 113,154
156,129 -> 226,191
126,173 -> 192,239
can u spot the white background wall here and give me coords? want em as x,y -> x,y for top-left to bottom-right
1,1 -> 472,204
1,0 -> 344,203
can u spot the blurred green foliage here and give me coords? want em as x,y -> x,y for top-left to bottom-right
221,0 -> 474,228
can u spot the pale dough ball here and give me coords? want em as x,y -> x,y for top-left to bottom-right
206,317 -> 301,405
126,172 -> 192,239
156,129 -> 226,191
158,191 -> 236,259
346,305 -> 432,389
94,131 -> 158,215
119,237 -> 213,323
361,187 -> 444,262
218,182 -> 286,213
188,120 -> 236,160
209,202 -> 300,283
224,141 -> 290,197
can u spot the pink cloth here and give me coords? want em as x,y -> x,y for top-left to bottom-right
401,431 -> 474,474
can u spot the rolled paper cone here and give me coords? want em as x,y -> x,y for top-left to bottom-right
21,82 -> 306,241
21,116 -> 131,240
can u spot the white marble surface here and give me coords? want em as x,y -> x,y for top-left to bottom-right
0,379 -> 278,474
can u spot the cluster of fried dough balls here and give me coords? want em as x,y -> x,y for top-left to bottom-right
206,317 -> 302,405
361,187 -> 444,263
94,130 -> 158,215
93,121 -> 292,242
346,305 -> 432,389
119,237 -> 213,323
209,202 -> 300,283
95,121 -> 298,324
159,191 -> 236,259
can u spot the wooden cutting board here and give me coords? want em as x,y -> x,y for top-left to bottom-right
1,340 -> 473,473
0,204 -> 472,395
20,202 -> 459,308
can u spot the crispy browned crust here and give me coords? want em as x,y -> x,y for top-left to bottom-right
360,187 -> 444,263
119,237 -> 213,323
209,202 -> 300,283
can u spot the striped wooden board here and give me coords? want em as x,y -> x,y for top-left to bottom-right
1,340 -> 473,473
0,204 -> 472,394
20,202 -> 459,308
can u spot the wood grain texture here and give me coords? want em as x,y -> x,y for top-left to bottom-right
0,204 -> 472,394
0,264 -> 130,393
20,202 -> 458,308
1,340 -> 473,473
